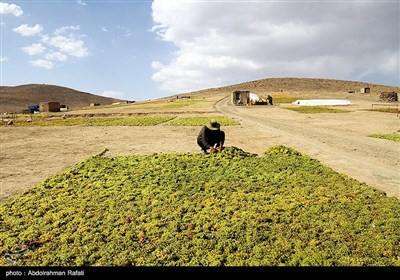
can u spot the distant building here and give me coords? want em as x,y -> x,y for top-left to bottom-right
40,102 -> 60,112
176,95 -> 191,100
360,87 -> 370,93
232,90 -> 250,105
90,103 -> 100,107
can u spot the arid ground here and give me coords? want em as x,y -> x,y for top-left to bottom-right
1,84 -> 399,203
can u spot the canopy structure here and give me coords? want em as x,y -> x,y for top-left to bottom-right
292,99 -> 352,106
249,92 -> 261,102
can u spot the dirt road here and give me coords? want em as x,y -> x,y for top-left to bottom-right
1,96 -> 399,204
216,96 -> 400,198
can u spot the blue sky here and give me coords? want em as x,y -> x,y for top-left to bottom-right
1,1 -> 399,102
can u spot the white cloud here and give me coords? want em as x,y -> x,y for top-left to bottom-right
54,25 -> 80,35
151,1 -> 400,93
0,56 -> 10,62
77,0 -> 87,6
0,3 -> 23,16
41,34 -> 90,58
44,51 -> 68,62
13,24 -> 43,36
101,91 -> 124,99
29,59 -> 54,69
21,43 -> 46,55
17,26 -> 90,68
101,26 -> 108,32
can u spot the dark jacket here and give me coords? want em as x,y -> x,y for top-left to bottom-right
197,126 -> 225,150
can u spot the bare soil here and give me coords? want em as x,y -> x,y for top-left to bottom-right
1,94 -> 399,204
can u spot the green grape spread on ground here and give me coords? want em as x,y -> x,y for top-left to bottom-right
0,115 -> 177,127
0,146 -> 399,266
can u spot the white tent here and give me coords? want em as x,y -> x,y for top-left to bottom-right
249,92 -> 261,102
292,99 -> 352,106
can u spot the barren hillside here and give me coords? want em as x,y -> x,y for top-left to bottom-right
177,77 -> 400,101
2,78 -> 398,114
0,84 -> 127,113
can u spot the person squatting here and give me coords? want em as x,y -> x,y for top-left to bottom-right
197,119 -> 225,154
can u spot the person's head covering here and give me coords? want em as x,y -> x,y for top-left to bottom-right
206,119 -> 220,130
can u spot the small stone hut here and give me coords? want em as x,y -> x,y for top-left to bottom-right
232,90 -> 250,105
360,87 -> 370,93
40,102 -> 61,112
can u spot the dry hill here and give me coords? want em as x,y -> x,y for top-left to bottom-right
178,77 -> 400,101
0,84 -> 127,114
2,78 -> 398,114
